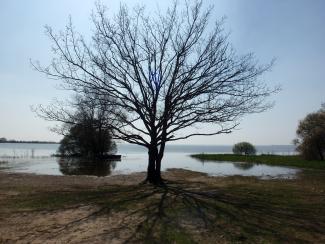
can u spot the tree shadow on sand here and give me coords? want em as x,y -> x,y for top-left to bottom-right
32,180 -> 325,243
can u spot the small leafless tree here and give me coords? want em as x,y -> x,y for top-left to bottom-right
33,1 -> 277,184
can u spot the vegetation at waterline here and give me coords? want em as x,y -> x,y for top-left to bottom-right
45,94 -> 117,158
191,154 -> 325,170
0,160 -> 9,170
1,170 -> 325,243
58,121 -> 116,158
232,142 -> 256,155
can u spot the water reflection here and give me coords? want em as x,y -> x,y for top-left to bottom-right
0,153 -> 299,179
58,158 -> 119,176
189,156 -> 298,179
233,162 -> 254,170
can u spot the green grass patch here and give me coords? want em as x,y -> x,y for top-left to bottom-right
7,191 -> 103,211
0,160 -> 9,170
191,154 -> 325,170
4,186 -> 148,211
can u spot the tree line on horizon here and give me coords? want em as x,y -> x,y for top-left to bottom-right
0,137 -> 58,144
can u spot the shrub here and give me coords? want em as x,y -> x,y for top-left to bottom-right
232,142 -> 256,155
58,119 -> 116,158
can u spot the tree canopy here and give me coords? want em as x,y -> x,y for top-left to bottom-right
36,94 -> 117,158
232,142 -> 256,155
294,106 -> 325,160
58,120 -> 116,158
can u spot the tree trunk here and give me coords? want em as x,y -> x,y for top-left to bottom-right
146,146 -> 164,185
316,143 -> 324,161
318,148 -> 324,161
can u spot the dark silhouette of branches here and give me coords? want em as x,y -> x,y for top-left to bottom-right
33,0 -> 278,183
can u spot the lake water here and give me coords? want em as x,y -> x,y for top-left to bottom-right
0,143 -> 299,179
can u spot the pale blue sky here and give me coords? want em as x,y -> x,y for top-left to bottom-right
0,0 -> 324,145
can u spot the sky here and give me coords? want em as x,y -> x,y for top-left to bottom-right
0,0 -> 324,145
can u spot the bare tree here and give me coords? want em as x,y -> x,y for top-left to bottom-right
34,93 -> 119,136
34,93 -> 118,157
33,1 -> 277,184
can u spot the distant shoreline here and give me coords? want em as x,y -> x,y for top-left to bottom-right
0,141 -> 59,144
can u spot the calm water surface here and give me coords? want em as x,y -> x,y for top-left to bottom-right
0,143 -> 299,179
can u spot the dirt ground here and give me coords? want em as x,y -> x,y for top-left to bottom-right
0,169 -> 325,243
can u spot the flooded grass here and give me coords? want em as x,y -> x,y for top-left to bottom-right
191,154 -> 325,170
0,160 -> 9,170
